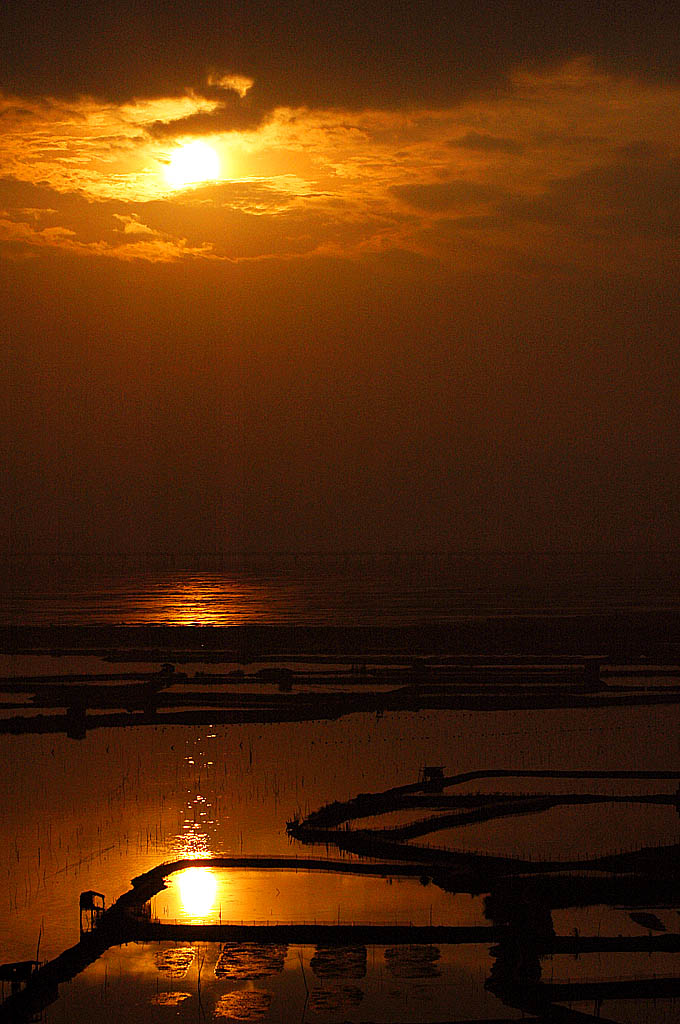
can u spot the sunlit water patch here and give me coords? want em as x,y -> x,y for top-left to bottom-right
154,945 -> 195,977
153,867 -> 479,927
214,988 -> 272,1021
214,943 -> 287,979
1,704 -> 677,962
310,945 -> 366,978
553,903 -> 680,939
408,802 -> 680,860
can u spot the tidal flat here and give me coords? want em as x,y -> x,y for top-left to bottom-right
0,625 -> 679,1023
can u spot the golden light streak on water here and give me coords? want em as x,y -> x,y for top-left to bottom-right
146,576 -> 276,625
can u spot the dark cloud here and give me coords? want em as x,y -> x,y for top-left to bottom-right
0,175 -> 124,236
1,0 -> 679,110
148,93 -> 266,137
391,181 -> 505,211
502,158 -> 680,238
447,131 -> 524,153
616,139 -> 669,159
0,105 -> 35,120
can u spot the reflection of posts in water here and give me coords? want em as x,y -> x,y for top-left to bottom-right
484,885 -> 554,1014
310,945 -> 367,979
66,705 -> 87,740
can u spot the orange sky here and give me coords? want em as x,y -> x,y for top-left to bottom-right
2,2 -> 680,553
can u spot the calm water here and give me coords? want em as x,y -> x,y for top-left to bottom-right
1,708 -> 678,988
43,940 -> 509,1024
1,553 -> 679,1023
3,550 -> 680,625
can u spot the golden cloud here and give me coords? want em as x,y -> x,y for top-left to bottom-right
0,60 -> 678,266
207,73 -> 255,98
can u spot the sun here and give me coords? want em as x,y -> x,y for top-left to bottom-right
165,140 -> 220,188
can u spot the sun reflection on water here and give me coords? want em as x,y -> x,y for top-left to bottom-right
175,867 -> 218,919
146,576 -> 276,626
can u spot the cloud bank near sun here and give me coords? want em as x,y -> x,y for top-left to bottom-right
1,60 -> 679,269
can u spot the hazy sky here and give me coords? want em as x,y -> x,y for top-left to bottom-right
2,1 -> 679,554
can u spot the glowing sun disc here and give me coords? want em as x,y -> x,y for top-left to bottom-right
166,141 -> 220,187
